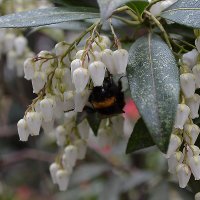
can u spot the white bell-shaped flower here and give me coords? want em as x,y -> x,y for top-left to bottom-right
75,50 -> 89,67
93,51 -> 101,61
182,49 -> 198,68
64,145 -> 78,167
195,192 -> 200,200
180,73 -> 196,98
185,145 -> 200,158
188,155 -> 200,180
149,1 -> 164,16
17,118 -> 30,141
195,37 -> 200,53
97,35 -> 111,48
113,49 -> 129,74
31,72 -> 46,94
186,94 -> 200,119
26,111 -> 42,136
7,50 -> 17,70
62,68 -> 74,90
77,120 -> 90,140
63,91 -> 74,111
74,89 -> 90,112
192,64 -> 200,88
4,33 -> 15,52
174,104 -> 190,129
184,123 -> 200,144
168,151 -> 184,174
98,128 -> 113,147
56,169 -> 70,191
55,125 -> 66,146
24,58 -> 35,80
73,68 -> 89,93
64,110 -> 76,123
54,97 -> 64,119
88,61 -> 106,86
71,59 -> 82,81
49,162 -> 60,184
61,154 -> 73,174
75,139 -> 87,160
166,134 -> 182,158
55,41 -> 69,57
40,97 -> 56,122
176,163 -> 191,188
101,49 -> 116,74
14,36 -> 27,56
42,120 -> 54,134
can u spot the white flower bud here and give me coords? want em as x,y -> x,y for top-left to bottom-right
184,124 -> 200,144
184,145 -> 200,159
166,134 -> 182,158
77,120 -> 90,140
55,41 -> 69,56
180,73 -> 196,98
64,145 -> 78,167
75,50 -> 89,67
101,49 -> 116,74
26,111 -> 42,136
7,50 -> 17,70
56,169 -> 70,191
17,119 -> 30,141
98,35 -> 111,48
4,33 -> 15,52
74,89 -> 90,112
24,58 -> 35,80
70,59 -> 82,82
73,68 -> 89,93
14,36 -> 27,56
195,37 -> 200,53
40,97 -> 56,122
192,64 -> 200,88
31,72 -> 46,94
88,61 -> 106,86
61,154 -> 73,174
75,139 -> 87,160
195,192 -> 200,200
168,151 -> 184,174
75,50 -> 84,59
186,94 -> 200,119
188,155 -> 200,180
49,162 -> 60,184
55,125 -> 66,146
176,163 -> 191,188
113,49 -> 129,74
174,104 -> 190,129
182,49 -> 198,68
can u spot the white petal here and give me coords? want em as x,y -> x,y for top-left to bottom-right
184,123 -> 200,144
24,58 -> 35,80
32,72 -> 46,94
168,151 -> 184,174
14,36 -> 27,56
88,61 -> 106,86
63,91 -> 75,111
188,156 -> 200,180
174,104 -> 190,129
42,120 -> 54,134
17,119 -> 30,141
77,120 -> 90,140
195,192 -> 200,200
176,163 -> 191,188
186,94 -> 200,119
56,170 -> 70,191
182,49 -> 198,68
73,68 -> 89,93
55,125 -> 66,146
113,49 -> 129,74
195,37 -> 200,53
64,145 -> 78,167
49,162 -> 60,184
74,89 -> 90,112
75,139 -> 87,160
180,73 -> 196,98
192,64 -> 200,88
70,59 -> 82,81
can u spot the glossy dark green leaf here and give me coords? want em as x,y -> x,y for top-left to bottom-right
126,1 -> 149,15
0,7 -> 99,28
87,112 -> 101,136
126,118 -> 155,154
161,0 -> 200,28
127,33 -> 179,153
97,0 -> 148,19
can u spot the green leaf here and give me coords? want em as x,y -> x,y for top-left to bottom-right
126,1 -> 149,15
0,7 -> 99,28
127,33 -> 179,153
87,112 -> 101,136
126,118 -> 155,154
161,0 -> 200,28
97,0 -> 148,19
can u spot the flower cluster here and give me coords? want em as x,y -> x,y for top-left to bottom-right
17,30 -> 129,190
167,33 -> 200,189
0,0 -> 52,77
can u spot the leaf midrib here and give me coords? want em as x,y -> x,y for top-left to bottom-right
162,7 -> 200,14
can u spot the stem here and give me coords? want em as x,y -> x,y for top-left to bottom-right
110,18 -> 121,49
144,10 -> 172,49
171,37 -> 196,49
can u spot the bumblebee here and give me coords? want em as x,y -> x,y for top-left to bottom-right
88,76 -> 125,116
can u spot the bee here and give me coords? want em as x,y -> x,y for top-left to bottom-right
87,76 -> 125,116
